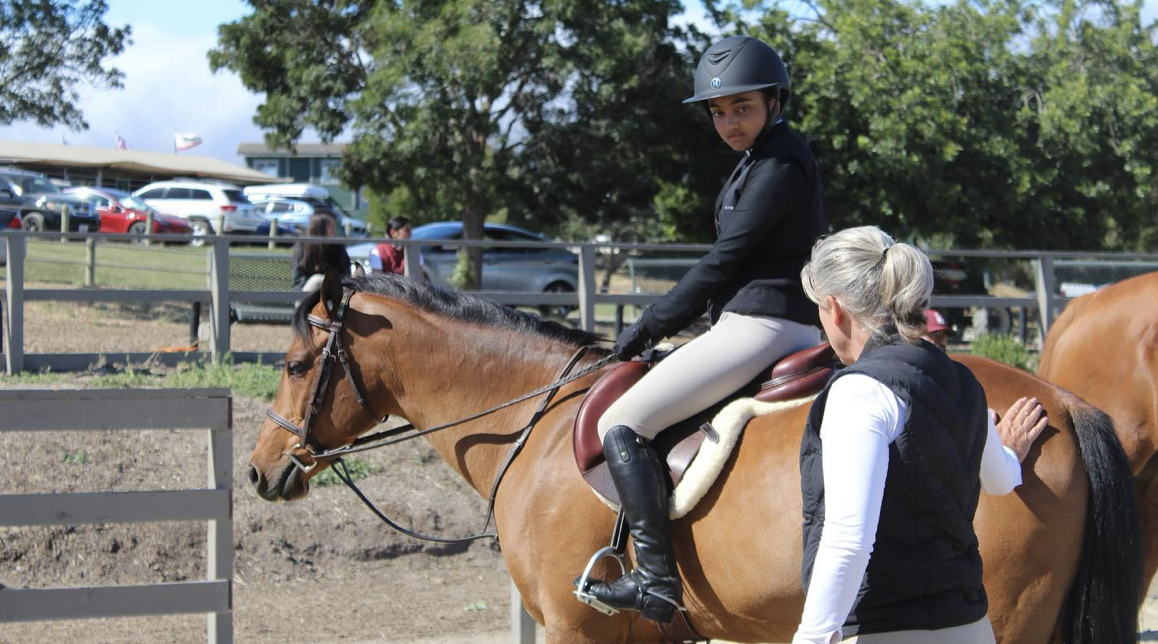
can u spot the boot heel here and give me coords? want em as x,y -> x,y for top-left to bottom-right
639,594 -> 677,623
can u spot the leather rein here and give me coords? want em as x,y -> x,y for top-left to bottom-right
265,288 -> 614,543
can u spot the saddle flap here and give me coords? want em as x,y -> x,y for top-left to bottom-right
573,361 -> 649,474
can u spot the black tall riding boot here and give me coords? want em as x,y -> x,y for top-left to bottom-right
581,425 -> 682,623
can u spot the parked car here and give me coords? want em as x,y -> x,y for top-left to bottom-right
0,167 -> 100,233
249,197 -> 369,237
64,187 -> 193,239
243,183 -> 369,236
132,179 -> 264,242
348,221 -> 579,316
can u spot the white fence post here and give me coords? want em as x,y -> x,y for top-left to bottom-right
207,403 -> 233,644
510,580 -> 536,644
208,238 -> 230,362
577,245 -> 597,332
5,234 -> 24,374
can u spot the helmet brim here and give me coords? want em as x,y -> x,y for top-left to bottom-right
683,82 -> 786,105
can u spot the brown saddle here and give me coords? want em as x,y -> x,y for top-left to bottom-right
573,342 -> 838,505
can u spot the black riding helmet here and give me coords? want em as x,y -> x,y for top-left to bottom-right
684,36 -> 790,108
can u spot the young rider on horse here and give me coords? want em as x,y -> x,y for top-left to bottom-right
576,35 -> 829,623
794,226 -> 1039,644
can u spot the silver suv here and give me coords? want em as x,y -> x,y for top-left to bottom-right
133,180 -> 263,241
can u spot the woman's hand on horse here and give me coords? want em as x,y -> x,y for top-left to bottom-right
995,397 -> 1048,463
612,321 -> 652,361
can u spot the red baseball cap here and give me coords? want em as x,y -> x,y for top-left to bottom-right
924,309 -> 950,333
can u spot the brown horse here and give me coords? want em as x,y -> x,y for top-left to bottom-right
1040,270 -> 1158,593
249,272 -> 1140,644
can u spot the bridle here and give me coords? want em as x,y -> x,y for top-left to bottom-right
265,289 -> 386,473
264,287 -> 615,543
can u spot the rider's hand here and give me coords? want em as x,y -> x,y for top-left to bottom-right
612,321 -> 652,361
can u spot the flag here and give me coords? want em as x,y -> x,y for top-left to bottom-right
115,132 -> 129,150
174,132 -> 202,151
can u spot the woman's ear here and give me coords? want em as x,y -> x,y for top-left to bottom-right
826,295 -> 844,325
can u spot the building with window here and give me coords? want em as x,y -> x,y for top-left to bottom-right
236,142 -> 366,215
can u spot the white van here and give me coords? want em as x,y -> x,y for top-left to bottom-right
243,182 -> 335,205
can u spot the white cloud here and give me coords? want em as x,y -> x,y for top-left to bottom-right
0,24 -> 265,164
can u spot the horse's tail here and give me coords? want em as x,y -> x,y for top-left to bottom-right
1061,402 -> 1142,644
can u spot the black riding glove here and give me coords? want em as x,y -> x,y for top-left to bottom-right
612,320 -> 653,361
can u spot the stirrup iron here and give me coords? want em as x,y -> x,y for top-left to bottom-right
574,510 -> 629,615
574,546 -> 628,615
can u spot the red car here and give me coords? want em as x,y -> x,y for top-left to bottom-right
65,186 -> 193,237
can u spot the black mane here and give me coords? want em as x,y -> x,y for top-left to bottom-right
292,272 -> 602,348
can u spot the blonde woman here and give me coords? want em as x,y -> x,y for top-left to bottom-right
794,226 -> 1038,644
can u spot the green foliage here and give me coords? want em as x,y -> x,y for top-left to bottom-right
0,0 -> 131,129
738,0 -> 1158,250
311,458 -> 383,487
970,333 -> 1036,371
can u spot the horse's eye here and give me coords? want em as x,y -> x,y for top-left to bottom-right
286,361 -> 307,377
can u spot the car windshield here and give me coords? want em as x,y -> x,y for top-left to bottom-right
224,189 -> 249,203
19,176 -> 60,194
121,196 -> 156,213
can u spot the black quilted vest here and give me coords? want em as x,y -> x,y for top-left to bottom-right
799,336 -> 990,635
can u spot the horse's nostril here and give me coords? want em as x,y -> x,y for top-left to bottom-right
248,465 -> 262,489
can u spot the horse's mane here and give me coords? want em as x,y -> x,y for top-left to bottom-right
293,272 -> 602,348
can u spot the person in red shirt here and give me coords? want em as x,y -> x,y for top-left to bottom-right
370,216 -> 412,275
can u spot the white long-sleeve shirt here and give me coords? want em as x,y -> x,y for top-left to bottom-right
792,374 -> 1022,644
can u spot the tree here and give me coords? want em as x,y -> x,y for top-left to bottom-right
0,0 -> 131,130
719,0 -> 1158,250
211,0 -> 707,287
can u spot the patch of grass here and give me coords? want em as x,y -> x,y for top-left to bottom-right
0,370 -> 73,386
61,450 -> 89,465
970,333 -> 1036,371
166,359 -> 282,400
311,458 -> 383,487
73,357 -> 283,400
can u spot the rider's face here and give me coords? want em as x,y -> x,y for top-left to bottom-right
708,91 -> 775,152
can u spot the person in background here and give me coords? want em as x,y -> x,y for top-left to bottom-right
370,216 -> 412,275
292,213 -> 350,291
793,226 -> 1044,644
922,308 -> 952,351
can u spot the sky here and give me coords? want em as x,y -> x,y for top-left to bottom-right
1,0 -> 1155,167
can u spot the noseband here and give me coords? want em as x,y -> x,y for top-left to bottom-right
265,289 -> 387,473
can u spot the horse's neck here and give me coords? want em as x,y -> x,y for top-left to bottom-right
399,323 -> 580,495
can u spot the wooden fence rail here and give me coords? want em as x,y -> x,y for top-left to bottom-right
0,388 -> 233,644
6,230 -> 1158,374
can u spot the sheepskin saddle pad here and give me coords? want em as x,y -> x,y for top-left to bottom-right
573,342 -> 837,518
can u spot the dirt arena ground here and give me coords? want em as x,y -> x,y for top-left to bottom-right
1,300 -> 1157,643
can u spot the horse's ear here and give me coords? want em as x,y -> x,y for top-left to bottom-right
352,262 -> 366,278
321,266 -> 344,317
